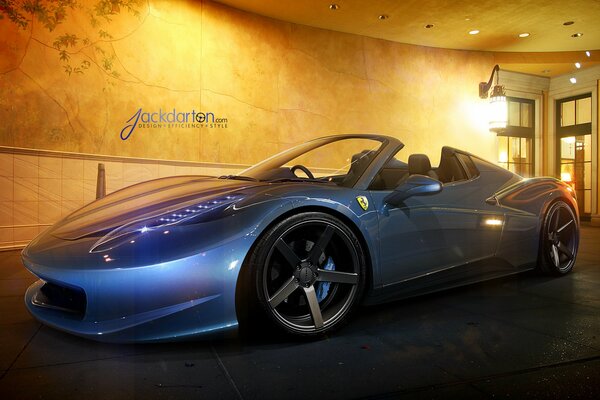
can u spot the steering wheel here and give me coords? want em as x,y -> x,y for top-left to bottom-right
290,164 -> 315,179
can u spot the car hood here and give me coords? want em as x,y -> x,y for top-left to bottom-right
50,176 -> 263,240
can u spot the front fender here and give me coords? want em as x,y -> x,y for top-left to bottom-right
274,188 -> 381,289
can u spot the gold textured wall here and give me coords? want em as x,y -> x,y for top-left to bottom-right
0,0 -> 497,166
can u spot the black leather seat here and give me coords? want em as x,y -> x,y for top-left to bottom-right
408,154 -> 438,180
342,150 -> 375,186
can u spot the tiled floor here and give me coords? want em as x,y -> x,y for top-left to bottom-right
0,227 -> 599,399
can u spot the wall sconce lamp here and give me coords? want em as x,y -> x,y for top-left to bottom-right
479,65 -> 507,132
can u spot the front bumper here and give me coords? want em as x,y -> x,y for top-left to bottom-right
23,236 -> 251,343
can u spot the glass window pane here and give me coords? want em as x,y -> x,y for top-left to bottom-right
575,136 -> 585,159
561,100 -> 575,126
584,134 -> 592,162
560,163 -> 574,183
520,103 -> 532,127
508,101 -> 520,126
584,191 -> 591,214
576,97 -> 592,124
510,137 -> 521,161
584,162 -> 591,189
498,137 -> 508,167
560,137 -> 575,160
521,138 -> 531,162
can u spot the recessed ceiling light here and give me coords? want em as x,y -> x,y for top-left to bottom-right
425,24 -> 434,29
518,32 -> 530,38
563,21 -> 575,26
586,51 -> 591,57
378,14 -> 389,20
469,30 -> 480,35
575,62 -> 581,68
570,77 -> 577,84
541,69 -> 551,74
329,3 -> 339,11
571,32 -> 583,37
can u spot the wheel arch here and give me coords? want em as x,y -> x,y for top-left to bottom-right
235,204 -> 375,321
538,190 -> 579,235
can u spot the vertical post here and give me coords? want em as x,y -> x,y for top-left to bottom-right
96,163 -> 106,200
592,80 -> 600,226
541,90 -> 548,176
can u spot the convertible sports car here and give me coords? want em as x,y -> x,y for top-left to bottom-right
22,134 -> 579,342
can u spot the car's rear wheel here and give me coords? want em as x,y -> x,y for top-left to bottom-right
538,200 -> 579,275
249,212 -> 366,337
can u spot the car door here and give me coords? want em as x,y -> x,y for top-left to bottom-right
370,166 -> 504,287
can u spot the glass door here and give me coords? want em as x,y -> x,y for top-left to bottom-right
559,136 -> 592,215
556,94 -> 592,217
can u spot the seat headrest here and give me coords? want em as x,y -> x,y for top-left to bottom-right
351,150 -> 374,164
408,154 -> 432,175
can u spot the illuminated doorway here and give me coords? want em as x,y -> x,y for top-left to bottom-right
556,94 -> 592,218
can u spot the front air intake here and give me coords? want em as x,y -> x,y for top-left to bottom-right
32,281 -> 87,319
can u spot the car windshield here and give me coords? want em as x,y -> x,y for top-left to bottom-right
227,136 -> 385,187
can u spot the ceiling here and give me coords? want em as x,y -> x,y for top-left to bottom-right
213,0 -> 600,76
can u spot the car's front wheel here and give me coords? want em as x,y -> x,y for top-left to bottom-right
249,212 -> 366,337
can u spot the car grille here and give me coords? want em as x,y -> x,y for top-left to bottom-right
32,281 -> 87,319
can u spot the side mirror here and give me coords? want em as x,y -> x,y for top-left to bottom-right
384,174 -> 442,207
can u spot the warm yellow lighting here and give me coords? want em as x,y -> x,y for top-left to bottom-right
489,85 -> 507,131
484,218 -> 503,226
569,77 -> 577,84
329,4 -> 339,11
518,33 -> 530,38
561,172 -> 572,182
499,151 -> 508,163
562,136 -> 576,144
575,62 -> 581,69
586,51 -> 591,57
461,100 -> 489,133
469,30 -> 480,35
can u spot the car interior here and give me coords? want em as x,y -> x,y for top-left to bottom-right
369,147 -> 478,190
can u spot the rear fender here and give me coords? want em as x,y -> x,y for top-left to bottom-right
494,177 -> 578,268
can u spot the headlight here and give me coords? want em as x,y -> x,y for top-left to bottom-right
90,194 -> 244,253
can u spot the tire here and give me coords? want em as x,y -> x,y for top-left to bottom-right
248,212 -> 366,337
537,200 -> 579,275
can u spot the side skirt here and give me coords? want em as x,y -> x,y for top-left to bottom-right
363,257 -> 535,305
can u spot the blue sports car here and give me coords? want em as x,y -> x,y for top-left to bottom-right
22,134 -> 579,342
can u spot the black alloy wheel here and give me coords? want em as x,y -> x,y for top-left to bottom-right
250,212 -> 365,337
538,200 -> 579,275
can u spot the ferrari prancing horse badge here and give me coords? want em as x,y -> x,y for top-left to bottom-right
356,195 -> 369,211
